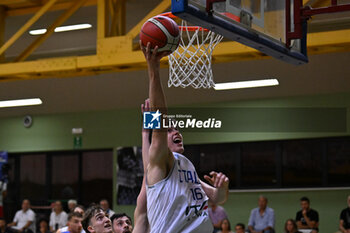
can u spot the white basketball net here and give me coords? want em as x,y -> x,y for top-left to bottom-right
168,21 -> 223,89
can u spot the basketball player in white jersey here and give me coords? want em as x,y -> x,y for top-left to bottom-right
137,41 -> 229,233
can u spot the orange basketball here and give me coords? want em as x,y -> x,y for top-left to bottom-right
140,15 -> 180,53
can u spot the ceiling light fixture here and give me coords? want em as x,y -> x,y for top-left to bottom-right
0,98 -> 42,108
214,79 -> 279,90
29,23 -> 92,35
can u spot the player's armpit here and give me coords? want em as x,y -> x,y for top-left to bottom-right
147,149 -> 174,185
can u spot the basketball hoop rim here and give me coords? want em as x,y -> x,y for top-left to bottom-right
159,12 -> 208,32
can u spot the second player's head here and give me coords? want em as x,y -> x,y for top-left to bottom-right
110,213 -> 132,233
68,212 -> 83,233
167,126 -> 184,154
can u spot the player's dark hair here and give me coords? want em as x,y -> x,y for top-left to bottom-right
300,196 -> 310,203
110,213 -> 132,225
68,212 -> 83,221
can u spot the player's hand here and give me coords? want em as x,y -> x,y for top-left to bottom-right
204,171 -> 229,189
140,41 -> 171,65
141,99 -> 151,134
141,98 -> 150,114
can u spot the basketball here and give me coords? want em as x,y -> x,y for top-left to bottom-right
140,15 -> 180,53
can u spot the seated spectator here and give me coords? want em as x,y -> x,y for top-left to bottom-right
234,223 -> 245,233
295,197 -> 319,233
284,219 -> 301,233
110,213 -> 132,233
99,200 -> 115,218
248,195 -> 275,233
49,201 -> 68,232
0,218 -> 12,233
72,206 -> 84,216
37,219 -> 50,233
217,219 -> 233,233
209,202 -> 228,233
339,195 -> 350,233
7,199 -> 36,233
67,201 -> 77,214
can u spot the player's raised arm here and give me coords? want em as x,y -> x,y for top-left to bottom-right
140,41 -> 174,185
133,100 -> 151,233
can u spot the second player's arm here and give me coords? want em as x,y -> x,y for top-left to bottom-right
133,100 -> 151,233
200,171 -> 229,204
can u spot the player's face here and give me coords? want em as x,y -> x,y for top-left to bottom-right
301,200 -> 309,210
68,216 -> 83,233
167,127 -> 184,154
112,216 -> 132,233
89,210 -> 112,233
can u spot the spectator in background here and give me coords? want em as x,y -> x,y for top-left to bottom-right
234,223 -> 245,233
110,213 -> 132,233
295,197 -> 319,233
99,200 -> 115,218
36,219 -> 50,233
72,206 -> 85,216
339,195 -> 350,233
209,202 -> 228,233
284,219 -> 301,233
217,219 -> 233,233
7,199 -> 36,233
0,218 -> 11,233
248,195 -> 275,233
0,179 -> 7,218
49,201 -> 68,232
68,201 -> 77,214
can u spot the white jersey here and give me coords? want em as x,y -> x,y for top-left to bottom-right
146,152 -> 213,233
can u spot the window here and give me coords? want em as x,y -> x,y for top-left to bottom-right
52,154 -> 79,200
82,150 -> 113,205
20,154 -> 46,201
241,142 -> 277,187
282,140 -> 323,187
327,138 -> 350,185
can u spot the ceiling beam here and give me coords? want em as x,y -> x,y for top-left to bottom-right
0,0 -> 57,58
0,28 -> 349,80
6,0 -> 96,17
0,6 -> 5,62
0,0 -> 39,4
15,0 -> 88,61
126,0 -> 171,40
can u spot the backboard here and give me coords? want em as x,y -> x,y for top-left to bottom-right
171,0 -> 308,65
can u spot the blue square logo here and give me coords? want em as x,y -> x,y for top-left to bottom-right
143,110 -> 162,129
